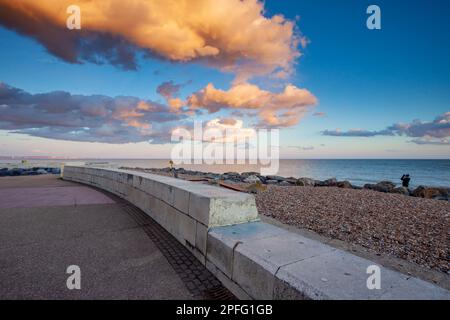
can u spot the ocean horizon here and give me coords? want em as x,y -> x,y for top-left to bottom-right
2,158 -> 449,188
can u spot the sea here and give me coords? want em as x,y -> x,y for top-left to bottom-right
1,159 -> 449,189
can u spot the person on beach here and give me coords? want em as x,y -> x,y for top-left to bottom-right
401,174 -> 411,188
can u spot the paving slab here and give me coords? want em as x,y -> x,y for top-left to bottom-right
0,175 -> 230,299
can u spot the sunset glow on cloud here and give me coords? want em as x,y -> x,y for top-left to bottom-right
0,0 -> 449,158
0,0 -> 301,79
187,83 -> 317,127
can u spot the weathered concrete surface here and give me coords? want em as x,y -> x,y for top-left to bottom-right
208,222 -> 450,300
61,166 -> 450,300
0,175 -> 193,299
0,186 -> 115,209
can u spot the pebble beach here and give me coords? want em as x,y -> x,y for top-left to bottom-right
255,186 -> 450,274
132,166 -> 449,275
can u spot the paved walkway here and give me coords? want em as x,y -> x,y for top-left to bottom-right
0,175 -> 232,299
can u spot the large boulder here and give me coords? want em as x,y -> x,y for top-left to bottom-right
297,177 -> 316,186
243,175 -> 261,184
246,181 -> 267,194
412,186 -> 448,200
337,181 -> 353,189
266,179 -> 279,185
241,171 -> 260,178
279,181 -> 293,186
367,181 -> 396,193
266,175 -> 286,182
8,168 -> 24,176
323,178 -> 338,187
391,186 -> 410,196
0,168 -> 9,176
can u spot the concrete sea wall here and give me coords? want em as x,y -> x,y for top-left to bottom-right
62,165 -> 449,300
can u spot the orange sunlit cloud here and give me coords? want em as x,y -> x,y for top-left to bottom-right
0,0 -> 301,79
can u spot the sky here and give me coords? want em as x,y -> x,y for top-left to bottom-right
0,0 -> 449,159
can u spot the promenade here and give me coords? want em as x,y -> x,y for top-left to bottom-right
0,175 -> 232,299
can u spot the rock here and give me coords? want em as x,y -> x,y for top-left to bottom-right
8,168 -> 24,176
297,177 -> 316,186
222,172 -> 243,182
224,172 -> 240,177
266,175 -> 286,182
246,181 -> 267,194
337,181 -> 353,189
412,186 -> 448,199
257,175 -> 267,184
391,187 -> 410,196
279,181 -> 293,186
36,169 -> 48,175
241,171 -> 260,178
321,178 -> 337,187
374,181 -> 396,192
205,173 -> 220,180
365,181 -> 396,193
266,179 -> 279,185
175,167 -> 187,174
315,180 -> 326,187
50,168 -> 61,174
285,177 -> 298,185
243,175 -> 261,184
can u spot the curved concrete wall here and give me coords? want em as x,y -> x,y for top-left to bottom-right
63,165 -> 450,300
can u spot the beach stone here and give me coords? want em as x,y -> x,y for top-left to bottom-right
367,181 -> 396,193
205,173 -> 220,180
337,181 -> 353,189
50,168 -> 61,174
257,175 -> 267,184
8,168 -> 23,176
323,178 -> 338,187
285,177 -> 298,185
36,169 -> 48,175
0,168 -> 8,177
246,182 -> 267,194
241,172 -> 260,178
297,177 -> 315,187
412,186 -> 448,199
266,180 -> 279,185
363,183 -> 375,190
391,187 -> 410,196
244,175 -> 261,184
266,175 -> 286,182
279,181 -> 292,187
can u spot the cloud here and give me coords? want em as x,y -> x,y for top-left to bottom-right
171,118 -> 256,144
186,82 -> 317,127
0,82 -> 185,143
322,112 -> 450,143
0,0 -> 301,78
409,137 -> 449,146
157,81 -> 183,99
321,128 -> 393,137
288,145 -> 314,151
312,111 -> 327,117
387,112 -> 450,139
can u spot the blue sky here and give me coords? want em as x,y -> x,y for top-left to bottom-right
0,0 -> 449,158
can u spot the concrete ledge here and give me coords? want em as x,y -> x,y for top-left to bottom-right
63,165 -> 450,300
62,165 -> 259,267
208,222 -> 450,300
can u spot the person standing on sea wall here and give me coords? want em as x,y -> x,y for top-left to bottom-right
401,174 -> 411,188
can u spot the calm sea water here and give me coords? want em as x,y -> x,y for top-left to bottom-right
2,159 -> 449,188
